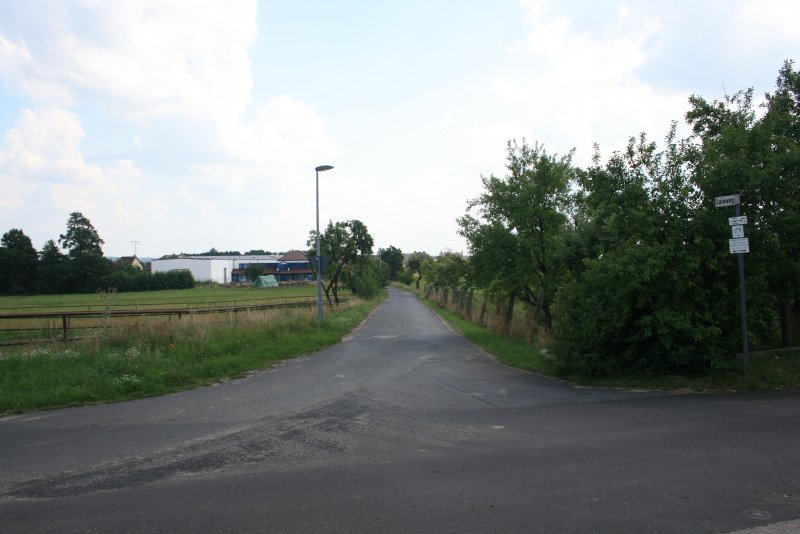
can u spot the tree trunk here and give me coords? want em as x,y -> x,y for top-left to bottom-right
533,289 -> 553,331
492,298 -> 503,331
525,305 -> 536,344
503,292 -> 516,335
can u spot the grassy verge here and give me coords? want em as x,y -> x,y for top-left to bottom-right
404,284 -> 800,391
0,294 -> 383,414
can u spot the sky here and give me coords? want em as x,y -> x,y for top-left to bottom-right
0,0 -> 797,259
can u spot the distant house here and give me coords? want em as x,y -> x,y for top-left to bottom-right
117,256 -> 144,270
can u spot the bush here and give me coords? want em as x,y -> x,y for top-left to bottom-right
396,270 -> 414,286
552,243 -> 735,377
99,269 -> 195,293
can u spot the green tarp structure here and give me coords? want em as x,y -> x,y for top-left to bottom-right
254,275 -> 278,287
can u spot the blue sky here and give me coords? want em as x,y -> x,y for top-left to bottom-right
0,0 -> 797,258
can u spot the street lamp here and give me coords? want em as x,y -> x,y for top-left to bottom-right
315,164 -> 334,322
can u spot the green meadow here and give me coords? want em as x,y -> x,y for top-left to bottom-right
0,287 -> 379,414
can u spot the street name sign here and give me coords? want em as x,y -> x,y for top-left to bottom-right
729,238 -> 750,254
729,216 -> 748,225
715,194 -> 740,208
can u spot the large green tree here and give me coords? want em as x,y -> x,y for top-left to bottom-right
554,130 -> 736,375
0,228 -> 38,294
59,212 -> 110,293
686,60 -> 800,346
406,251 -> 431,289
425,251 -> 467,289
308,219 -> 375,305
379,246 -> 404,281
458,139 -> 574,330
37,240 -> 68,294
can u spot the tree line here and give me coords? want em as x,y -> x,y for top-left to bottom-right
0,212 -> 194,295
424,60 -> 799,377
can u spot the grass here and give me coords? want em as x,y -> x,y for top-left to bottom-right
0,286 -> 355,344
403,284 -> 800,392
0,293 -> 384,414
0,285 -> 343,313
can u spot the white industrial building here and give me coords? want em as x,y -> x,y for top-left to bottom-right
150,253 -> 312,284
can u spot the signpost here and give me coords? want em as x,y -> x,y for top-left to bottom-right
716,194 -> 749,369
729,237 -> 749,252
714,194 -> 740,208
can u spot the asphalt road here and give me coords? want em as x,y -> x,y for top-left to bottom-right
1,287 -> 799,533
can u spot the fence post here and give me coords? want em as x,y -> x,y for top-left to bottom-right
62,315 -> 69,341
478,296 -> 487,326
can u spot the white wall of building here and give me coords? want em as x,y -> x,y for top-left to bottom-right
150,255 -> 282,284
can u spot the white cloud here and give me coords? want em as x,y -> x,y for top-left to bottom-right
738,0 -> 800,44
0,107 -> 145,251
0,2 -> 344,256
0,1 -> 257,120
220,95 -> 339,170
0,107 -> 102,182
489,0 -> 688,163
0,1 -> 337,199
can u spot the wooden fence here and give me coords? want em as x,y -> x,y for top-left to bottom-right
423,286 -> 546,344
0,296 -> 352,345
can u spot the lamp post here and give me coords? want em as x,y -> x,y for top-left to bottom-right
315,164 -> 334,322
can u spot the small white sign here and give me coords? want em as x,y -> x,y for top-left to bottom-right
729,238 -> 750,253
731,225 -> 745,238
715,194 -> 741,208
729,216 -> 748,225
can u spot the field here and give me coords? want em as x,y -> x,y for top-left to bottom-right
0,287 -> 380,413
0,285 -> 331,313
0,286 -> 350,344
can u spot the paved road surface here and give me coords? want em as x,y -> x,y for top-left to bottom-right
1,288 -> 799,533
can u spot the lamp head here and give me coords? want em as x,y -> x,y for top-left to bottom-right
315,165 -> 334,172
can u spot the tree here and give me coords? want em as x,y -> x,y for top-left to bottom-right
406,251 -> 431,289
245,264 -> 264,282
308,219 -> 375,305
59,212 -> 109,293
59,212 -> 104,258
554,129 -> 743,376
0,228 -> 38,294
458,139 -> 574,330
685,60 -> 800,346
425,251 -> 467,289
760,61 -> 800,345
342,257 -> 382,299
379,246 -> 404,281
38,240 -> 68,294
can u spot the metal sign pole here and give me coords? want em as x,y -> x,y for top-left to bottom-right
716,194 -> 750,371
735,202 -> 750,370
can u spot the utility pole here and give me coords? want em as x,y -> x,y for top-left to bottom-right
131,240 -> 141,257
